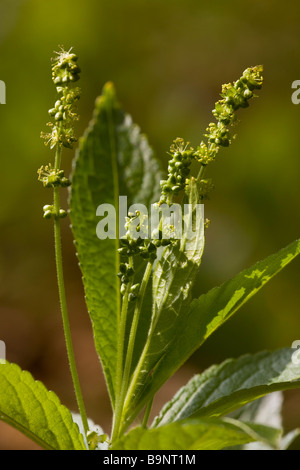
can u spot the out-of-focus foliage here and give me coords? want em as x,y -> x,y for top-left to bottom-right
0,0 -> 299,448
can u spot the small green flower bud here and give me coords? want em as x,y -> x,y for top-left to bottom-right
43,210 -> 53,219
58,209 -> 67,218
55,112 -> 63,121
42,204 -> 55,219
120,283 -> 127,295
130,284 -> 140,294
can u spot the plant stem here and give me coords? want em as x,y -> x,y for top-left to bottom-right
142,397 -> 153,428
112,260 -> 153,442
112,258 -> 133,440
196,162 -> 206,183
53,145 -> 89,436
123,260 -> 153,392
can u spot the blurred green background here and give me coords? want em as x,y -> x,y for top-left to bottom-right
0,0 -> 300,449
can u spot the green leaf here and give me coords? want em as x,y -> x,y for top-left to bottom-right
0,363 -> 86,450
122,179 -> 205,426
152,348 -> 300,427
112,417 -> 280,450
70,82 -> 161,406
123,238 -> 300,425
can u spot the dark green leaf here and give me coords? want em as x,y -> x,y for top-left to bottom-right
152,348 -> 300,426
70,83 -> 161,406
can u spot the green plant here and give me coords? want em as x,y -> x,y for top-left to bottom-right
0,48 -> 299,451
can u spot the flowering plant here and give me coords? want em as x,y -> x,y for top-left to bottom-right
0,49 -> 299,451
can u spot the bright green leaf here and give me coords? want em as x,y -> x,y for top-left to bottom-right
112,417 -> 280,450
0,363 -> 86,450
70,82 -> 161,406
122,238 -> 300,426
152,348 -> 300,427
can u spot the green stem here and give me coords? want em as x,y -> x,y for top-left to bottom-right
142,397 -> 153,428
196,162 -> 206,183
112,260 -> 153,442
123,260 -> 153,392
112,258 -> 133,440
53,145 -> 89,437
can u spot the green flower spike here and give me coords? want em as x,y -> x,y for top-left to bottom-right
160,66 -> 263,206
38,164 -> 71,188
39,47 -> 89,437
41,47 -> 81,150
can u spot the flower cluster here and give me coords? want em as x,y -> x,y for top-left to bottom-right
118,211 -> 173,297
118,264 -> 140,301
159,138 -> 216,204
41,47 -> 81,149
42,204 -> 67,219
118,237 -> 158,261
159,138 -> 195,204
160,66 -> 263,205
118,66 -> 263,300
195,65 -> 263,166
37,164 -> 71,188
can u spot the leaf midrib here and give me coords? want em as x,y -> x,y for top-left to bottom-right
105,103 -> 120,325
